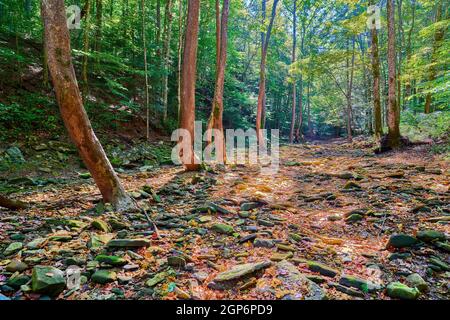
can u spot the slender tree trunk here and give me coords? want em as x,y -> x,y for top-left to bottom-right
41,0 -> 134,211
206,0 -> 230,163
346,37 -> 355,142
95,0 -> 102,52
162,0 -> 174,122
295,76 -> 303,142
82,0 -> 91,96
387,0 -> 400,148
179,0 -> 201,171
256,0 -> 279,144
370,12 -> 383,139
404,0 -> 416,107
142,0 -> 150,140
424,0 -> 445,114
289,0 -> 297,143
307,81 -> 312,136
177,0 -> 184,124
0,195 -> 28,210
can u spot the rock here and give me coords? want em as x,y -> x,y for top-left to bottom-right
307,261 -> 339,278
240,202 -> 262,211
386,282 -> 420,300
238,211 -> 250,218
48,235 -> 72,242
276,260 -> 327,300
270,252 -> 293,261
7,275 -> 31,289
175,287 -> 191,299
31,266 -> 66,296
416,230 -> 446,243
3,242 -> 23,256
388,252 -> 412,261
0,293 -> 10,300
26,238 -> 47,249
211,223 -> 234,235
253,238 -> 274,248
238,234 -> 257,244
433,241 -> 450,253
107,239 -> 151,248
405,273 -> 428,292
327,215 -> 342,221
429,258 -> 450,271
257,219 -> 274,227
207,202 -> 232,214
6,146 -> 25,164
95,255 -> 128,266
79,172 -> 91,179
386,171 -> 405,178
91,270 -> 117,284
146,272 -> 167,287
6,260 -> 28,272
328,282 -> 364,298
387,234 -> 418,249
10,233 -> 25,241
208,261 -> 271,289
345,214 -> 363,223
336,172 -> 355,179
343,181 -> 361,190
339,274 -> 381,292
108,218 -> 130,231
193,272 -> 209,282
91,219 -> 111,232
167,256 -> 186,268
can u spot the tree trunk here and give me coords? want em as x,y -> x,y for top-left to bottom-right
179,0 -> 201,171
295,76 -> 303,142
162,0 -> 174,122
95,0 -> 102,52
370,10 -> 383,139
41,0 -> 134,211
82,0 -> 91,96
424,0 -> 445,114
177,0 -> 184,124
289,0 -> 297,143
142,0 -> 150,140
0,195 -> 28,210
256,0 -> 279,144
206,0 -> 230,163
307,81 -> 312,136
346,37 -> 355,142
387,0 -> 400,148
404,0 -> 416,107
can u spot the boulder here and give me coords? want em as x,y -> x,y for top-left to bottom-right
386,282 -> 420,300
31,266 -> 66,296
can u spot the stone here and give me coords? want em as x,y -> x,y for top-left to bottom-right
6,146 -> 25,164
146,272 -> 167,287
95,255 -> 128,266
211,223 -> 234,235
193,272 -> 209,282
345,214 -> 363,223
429,258 -> 450,271
240,202 -> 261,211
6,260 -> 28,272
386,282 -> 420,300
91,219 -> 111,232
79,172 -> 91,179
327,215 -> 342,221
48,235 -> 72,242
339,274 -> 380,293
343,181 -> 361,190
253,238 -> 275,248
108,219 -> 130,231
257,219 -> 274,227
3,242 -> 23,256
405,273 -> 428,292
328,282 -> 364,298
107,239 -> 151,248
416,230 -> 446,243
307,261 -> 339,278
433,241 -> 450,253
91,270 -> 117,284
387,234 -> 418,248
0,293 -> 10,300
238,211 -> 250,218
31,266 -> 66,296
270,252 -> 293,262
211,261 -> 271,284
388,252 -> 412,261
238,234 -> 257,244
9,233 -> 25,241
7,275 -> 31,289
167,256 -> 187,268
207,202 -> 232,214
276,260 -> 327,300
386,171 -> 405,178
26,238 -> 47,249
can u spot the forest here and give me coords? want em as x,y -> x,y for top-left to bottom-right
0,0 -> 448,301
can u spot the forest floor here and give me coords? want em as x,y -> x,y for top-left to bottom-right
0,138 -> 449,300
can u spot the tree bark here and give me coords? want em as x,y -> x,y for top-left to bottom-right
256,0 -> 279,144
41,0 -> 134,211
289,0 -> 297,143
370,9 -> 383,139
179,0 -> 201,171
82,0 -> 91,96
177,0 -> 184,124
404,0 -> 416,107
387,0 -> 400,148
162,0 -> 174,122
346,37 -> 355,142
206,0 -> 230,163
142,0 -> 150,140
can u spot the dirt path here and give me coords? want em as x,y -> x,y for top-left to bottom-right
0,140 -> 449,300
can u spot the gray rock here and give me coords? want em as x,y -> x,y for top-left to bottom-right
31,266 -> 66,296
405,273 -> 428,292
3,242 -> 23,256
253,238 -> 275,248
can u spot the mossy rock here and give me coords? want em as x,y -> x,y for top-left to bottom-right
95,255 -> 127,266
31,266 -> 66,296
91,270 -> 117,284
416,230 -> 446,243
387,234 -> 418,248
386,282 -> 420,300
211,223 -> 234,235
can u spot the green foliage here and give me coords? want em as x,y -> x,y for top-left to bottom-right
401,111 -> 450,141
